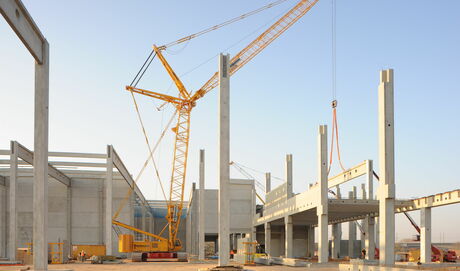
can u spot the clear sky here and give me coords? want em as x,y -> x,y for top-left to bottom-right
1,0 -> 459,242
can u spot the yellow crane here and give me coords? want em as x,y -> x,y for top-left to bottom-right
119,0 -> 319,260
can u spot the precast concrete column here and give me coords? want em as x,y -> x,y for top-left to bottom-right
332,223 -> 341,259
332,185 -> 342,259
105,146 -> 114,255
285,216 -> 293,258
378,69 -> 395,265
366,216 -> 376,260
186,209 -> 192,255
265,222 -> 271,256
285,155 -> 293,198
66,185 -> 72,257
348,190 -> 357,258
317,125 -> 328,263
142,206 -> 146,232
8,141 -> 18,261
198,149 -> 205,260
265,173 -> 271,194
307,226 -> 315,257
0,181 -> 6,258
33,40 -> 50,271
217,53 -> 230,266
420,207 -> 432,263
361,184 -> 366,249
365,160 -> 375,260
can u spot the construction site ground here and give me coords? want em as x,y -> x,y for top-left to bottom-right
1,260 -> 460,271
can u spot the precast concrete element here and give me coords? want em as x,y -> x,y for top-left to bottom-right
199,149 -> 205,260
378,69 -> 395,266
365,160 -> 376,260
33,38 -> 49,271
285,215 -> 293,258
218,53 -> 230,266
105,146 -> 114,255
361,184 -> 366,249
420,207 -> 431,263
332,185 -> 342,259
1,2 -> 48,268
265,222 -> 271,256
307,226 -> 315,257
349,190 -> 357,258
285,155 -> 293,198
9,141 -> 18,260
317,125 -> 328,263
366,216 -> 376,260
265,172 -> 271,194
332,223 -> 342,259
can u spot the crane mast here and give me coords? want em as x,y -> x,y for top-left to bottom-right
125,0 -> 319,251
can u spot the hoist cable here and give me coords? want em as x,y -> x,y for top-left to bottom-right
327,0 -> 346,175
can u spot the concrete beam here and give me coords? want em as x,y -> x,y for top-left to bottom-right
328,161 -> 367,188
378,69 -> 395,266
420,207 -> 431,263
111,146 -> 151,214
317,125 -> 328,263
14,141 -> 71,186
198,149 -> 205,260
0,0 -> 46,63
218,53 -> 230,266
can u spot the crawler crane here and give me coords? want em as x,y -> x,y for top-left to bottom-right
116,0 -> 320,261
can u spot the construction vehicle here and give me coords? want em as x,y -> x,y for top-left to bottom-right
114,0 -> 320,262
403,212 -> 457,262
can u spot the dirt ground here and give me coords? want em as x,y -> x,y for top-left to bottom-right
0,260 -> 340,271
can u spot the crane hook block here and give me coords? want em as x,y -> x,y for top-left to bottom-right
332,100 -> 337,108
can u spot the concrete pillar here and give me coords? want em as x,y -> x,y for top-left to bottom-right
142,207 -> 147,233
285,216 -> 293,258
375,217 -> 380,251
8,141 -> 18,260
366,217 -> 376,260
265,222 -> 271,256
366,160 -> 374,200
98,180 -> 104,244
348,190 -> 357,258
33,40 -> 50,271
365,160 -> 375,260
420,207 -> 432,263
66,186 -> 72,257
218,53 -> 230,266
265,172 -> 271,194
186,210 -> 191,254
198,149 -> 205,260
361,184 -> 366,249
307,226 -> 315,258
332,223 -> 341,259
0,180 -> 6,258
285,154 -> 293,198
332,186 -> 342,259
378,69 -> 395,266
317,125 -> 328,263
105,146 -> 114,255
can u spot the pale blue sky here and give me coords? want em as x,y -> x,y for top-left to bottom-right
1,1 -> 459,242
